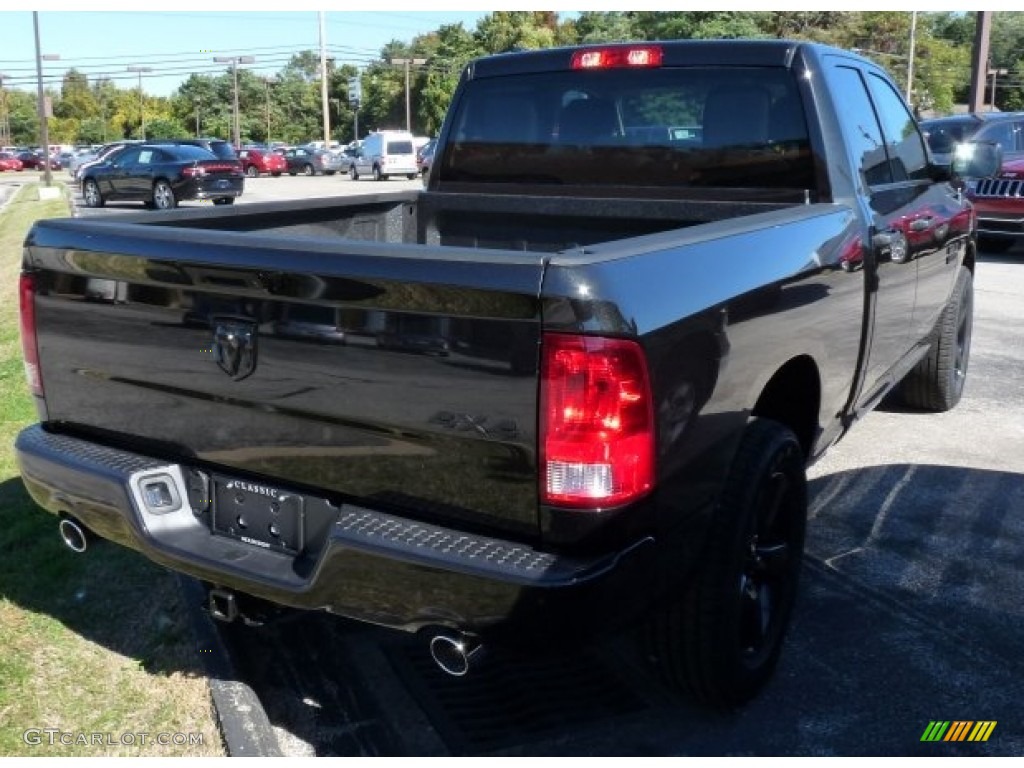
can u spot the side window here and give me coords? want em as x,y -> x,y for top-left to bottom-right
976,121 -> 1016,154
829,65 -> 889,186
116,148 -> 141,166
866,73 -> 929,182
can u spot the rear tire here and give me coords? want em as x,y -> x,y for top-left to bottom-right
650,418 -> 807,709
245,165 -> 259,178
901,266 -> 973,412
303,164 -> 314,177
349,165 -> 359,180
82,179 -> 104,208
152,180 -> 177,210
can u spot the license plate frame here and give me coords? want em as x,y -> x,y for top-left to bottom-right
211,476 -> 304,555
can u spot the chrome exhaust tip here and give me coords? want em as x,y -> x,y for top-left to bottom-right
58,517 -> 90,553
429,632 -> 484,677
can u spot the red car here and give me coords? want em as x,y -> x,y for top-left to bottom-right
0,152 -> 24,172
16,151 -> 61,171
237,147 -> 286,178
968,155 -> 1024,254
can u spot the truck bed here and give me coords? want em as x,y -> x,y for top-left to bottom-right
25,189 -> 808,543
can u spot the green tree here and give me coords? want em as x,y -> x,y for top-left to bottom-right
573,12 -> 637,43
630,11 -> 765,40
55,69 -> 98,121
145,117 -> 188,139
474,12 -> 557,53
419,23 -> 479,135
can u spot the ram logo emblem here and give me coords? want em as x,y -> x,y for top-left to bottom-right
213,320 -> 258,381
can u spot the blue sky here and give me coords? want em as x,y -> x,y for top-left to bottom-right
0,11 -> 492,97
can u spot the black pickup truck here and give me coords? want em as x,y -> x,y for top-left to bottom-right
15,40 -> 999,707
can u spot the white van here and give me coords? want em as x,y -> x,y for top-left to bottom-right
348,130 -> 417,181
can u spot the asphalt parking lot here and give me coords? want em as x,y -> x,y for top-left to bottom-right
25,172 -> 1024,755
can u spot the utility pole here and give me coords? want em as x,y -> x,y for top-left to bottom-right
126,65 -> 151,139
389,57 -> 426,132
319,11 -> 330,145
968,12 -> 993,113
214,55 -> 254,148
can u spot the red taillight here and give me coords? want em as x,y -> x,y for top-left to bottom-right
181,165 -> 205,178
19,273 -> 43,397
571,45 -> 663,70
540,333 -> 654,508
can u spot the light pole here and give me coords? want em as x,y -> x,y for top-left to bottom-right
194,97 -> 201,138
0,73 -> 9,148
127,65 -> 152,139
389,57 -> 427,133
988,67 -> 1008,112
906,11 -> 917,101
33,14 -> 59,187
262,77 -> 277,146
348,76 -> 362,143
214,55 -> 254,149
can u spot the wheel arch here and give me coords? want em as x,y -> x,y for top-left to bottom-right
750,354 -> 821,458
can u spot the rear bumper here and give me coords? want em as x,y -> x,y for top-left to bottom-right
186,178 -> 244,200
15,424 -> 656,639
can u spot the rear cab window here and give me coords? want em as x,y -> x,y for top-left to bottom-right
385,141 -> 414,155
438,65 -> 815,195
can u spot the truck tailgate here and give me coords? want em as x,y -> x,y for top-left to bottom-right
25,220 -> 544,537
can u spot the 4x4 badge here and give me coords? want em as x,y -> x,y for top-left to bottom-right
213,319 -> 258,381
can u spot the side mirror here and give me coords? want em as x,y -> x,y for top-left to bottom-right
952,141 -> 1002,179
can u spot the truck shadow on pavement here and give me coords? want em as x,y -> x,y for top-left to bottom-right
205,462 -> 1024,756
0,475 -> 208,679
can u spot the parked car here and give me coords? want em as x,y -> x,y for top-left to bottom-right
922,113 -> 1024,253
347,130 -> 418,181
73,141 -> 143,181
283,146 -> 342,176
0,152 -> 24,172
80,143 -> 244,210
966,153 -> 1024,253
237,147 -> 287,177
416,138 -> 437,178
17,151 -> 60,171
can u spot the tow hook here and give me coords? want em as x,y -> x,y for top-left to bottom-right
207,588 -> 239,623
